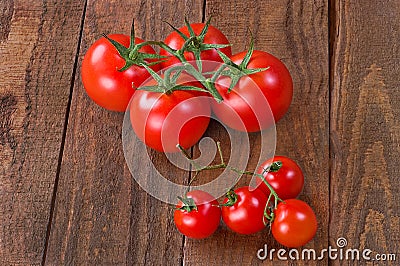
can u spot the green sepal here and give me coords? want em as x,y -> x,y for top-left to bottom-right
102,19 -> 165,72
214,40 -> 269,93
184,17 -> 196,37
170,85 -> 209,93
170,69 -> 184,84
240,35 -> 255,69
177,196 -> 198,212
163,20 -> 188,40
220,189 -> 238,207
201,43 -> 232,50
198,16 -> 212,39
269,161 -> 283,172
136,85 -> 165,93
140,63 -> 164,85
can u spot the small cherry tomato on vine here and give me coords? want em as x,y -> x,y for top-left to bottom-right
221,186 -> 268,235
81,34 -> 160,111
174,190 -> 221,239
255,156 -> 304,200
212,50 -> 293,132
129,73 -> 210,152
160,19 -> 232,72
271,199 -> 317,248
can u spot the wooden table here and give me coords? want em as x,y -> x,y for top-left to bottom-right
1,0 -> 399,265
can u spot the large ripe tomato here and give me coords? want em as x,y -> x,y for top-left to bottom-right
129,74 -> 210,152
271,199 -> 317,248
211,50 -> 293,132
255,156 -> 304,200
159,23 -> 231,72
81,34 -> 159,112
221,187 -> 268,235
174,190 -> 221,239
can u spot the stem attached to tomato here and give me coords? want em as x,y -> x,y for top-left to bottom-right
176,141 -> 283,217
220,189 -> 238,207
176,196 -> 198,212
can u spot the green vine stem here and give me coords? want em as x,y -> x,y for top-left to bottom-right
176,142 -> 283,223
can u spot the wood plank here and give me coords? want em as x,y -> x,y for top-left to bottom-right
330,0 -> 400,263
184,0 -> 329,265
0,0 -> 85,265
44,1 -> 203,265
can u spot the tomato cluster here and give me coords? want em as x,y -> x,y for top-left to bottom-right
81,18 -> 317,248
81,18 -> 292,151
174,155 -> 317,248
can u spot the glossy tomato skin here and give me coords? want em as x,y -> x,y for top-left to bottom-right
221,186 -> 268,235
160,23 -> 231,72
129,74 -> 210,152
174,190 -> 221,239
211,50 -> 293,132
271,199 -> 317,248
255,156 -> 304,200
81,34 -> 159,112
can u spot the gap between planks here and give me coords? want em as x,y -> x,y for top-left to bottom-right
41,1 -> 88,265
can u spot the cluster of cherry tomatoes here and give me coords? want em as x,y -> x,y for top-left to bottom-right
174,156 -> 317,248
81,18 -> 317,248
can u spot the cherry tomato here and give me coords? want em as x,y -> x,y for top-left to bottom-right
174,190 -> 221,239
221,187 -> 268,235
81,34 -> 159,112
160,23 -> 231,72
255,156 -> 304,200
211,50 -> 293,132
129,74 -> 210,152
271,199 -> 317,248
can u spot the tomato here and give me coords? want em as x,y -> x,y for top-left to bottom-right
255,156 -> 304,200
81,34 -> 159,112
271,199 -> 317,248
160,23 -> 231,72
211,50 -> 293,132
129,74 -> 210,152
221,187 -> 268,235
174,190 -> 221,239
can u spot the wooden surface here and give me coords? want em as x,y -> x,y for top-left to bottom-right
329,0 -> 400,263
0,0 -> 398,265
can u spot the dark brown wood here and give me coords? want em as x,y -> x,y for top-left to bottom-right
44,1 -> 204,265
0,0 -> 85,265
2,0 -> 399,265
330,0 -> 400,264
184,0 -> 330,265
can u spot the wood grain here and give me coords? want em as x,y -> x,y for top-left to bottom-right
0,0 -> 85,265
330,0 -> 400,264
184,0 -> 329,265
1,0 -> 398,264
44,1 -> 203,265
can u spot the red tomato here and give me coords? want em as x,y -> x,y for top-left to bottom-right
221,187 -> 268,235
211,50 -> 293,132
81,34 -> 159,112
271,199 -> 317,248
129,74 -> 210,152
174,190 -> 221,239
159,23 -> 231,72
255,156 -> 304,200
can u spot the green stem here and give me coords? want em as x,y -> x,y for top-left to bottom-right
220,189 -> 238,207
216,141 -> 225,165
180,36 -> 197,53
211,63 -> 227,83
176,144 -> 192,160
163,65 -> 187,90
177,141 -> 283,213
263,193 -> 273,223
